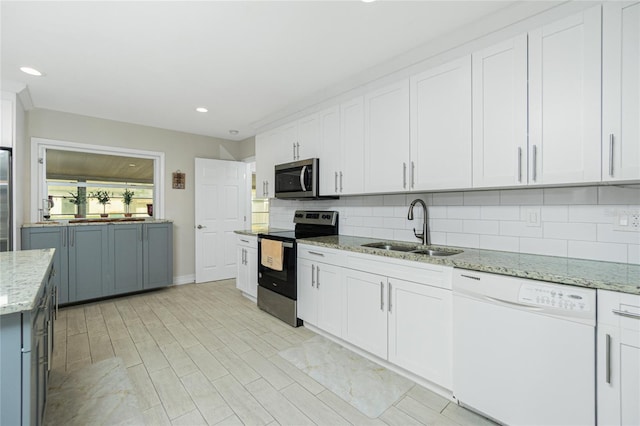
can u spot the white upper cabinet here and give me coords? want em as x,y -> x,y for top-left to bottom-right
318,106 -> 341,196
410,56 -> 472,191
296,113 -> 320,160
340,96 -> 365,195
364,80 -> 410,193
255,131 -> 275,198
1,97 -> 14,148
528,6 -> 602,185
472,36 -> 528,188
602,1 -> 640,182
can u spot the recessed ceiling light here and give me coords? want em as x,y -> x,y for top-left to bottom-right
129,163 -> 136,167
20,66 -> 43,76
362,0 -> 376,3
196,107 -> 208,113
229,130 -> 239,135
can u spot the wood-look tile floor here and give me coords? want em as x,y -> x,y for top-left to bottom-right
48,280 -> 495,426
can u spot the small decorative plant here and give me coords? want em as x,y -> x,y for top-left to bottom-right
90,190 -> 111,217
122,188 -> 135,216
67,191 -> 86,218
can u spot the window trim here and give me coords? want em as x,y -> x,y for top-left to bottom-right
31,137 -> 165,222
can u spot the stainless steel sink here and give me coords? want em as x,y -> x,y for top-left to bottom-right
361,241 -> 462,257
361,242 -> 417,252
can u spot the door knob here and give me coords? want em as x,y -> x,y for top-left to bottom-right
197,224 -> 206,229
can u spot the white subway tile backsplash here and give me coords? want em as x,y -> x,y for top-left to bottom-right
394,229 -> 417,243
480,206 -> 520,221
544,222 -> 597,241
372,206 -> 396,217
363,195 -> 384,206
362,216 -> 384,228
430,231 -> 447,245
447,206 -> 481,220
598,185 -> 640,205
383,194 -> 408,206
597,224 -> 640,244
569,206 -> 614,224
432,192 -> 463,206
500,189 -> 543,205
568,241 -> 628,263
463,191 -> 500,206
383,217 -> 407,230
500,221 -> 543,238
541,206 -> 568,222
428,206 -> 448,219
479,235 -> 520,252
446,233 -> 480,248
463,220 -> 500,235
370,228 -> 395,240
519,238 -> 567,257
430,218 -> 464,233
543,187 -> 598,205
628,245 -> 640,265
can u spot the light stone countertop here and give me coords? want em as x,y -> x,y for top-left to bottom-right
22,219 -> 173,228
298,235 -> 640,295
0,249 -> 55,315
234,227 -> 292,236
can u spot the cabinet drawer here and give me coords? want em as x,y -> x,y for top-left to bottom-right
298,245 -> 346,268
237,235 -> 257,249
598,289 -> 640,330
347,252 -> 452,290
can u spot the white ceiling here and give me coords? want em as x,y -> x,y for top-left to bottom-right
2,1 -> 528,141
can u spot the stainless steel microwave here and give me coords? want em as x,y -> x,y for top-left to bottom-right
274,158 -> 319,199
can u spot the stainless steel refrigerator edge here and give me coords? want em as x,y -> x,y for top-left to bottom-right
0,148 -> 12,251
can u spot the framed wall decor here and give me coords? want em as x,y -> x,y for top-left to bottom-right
172,170 -> 185,189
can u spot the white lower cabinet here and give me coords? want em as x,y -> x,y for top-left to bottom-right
597,290 -> 640,426
236,235 -> 257,299
298,244 -> 453,389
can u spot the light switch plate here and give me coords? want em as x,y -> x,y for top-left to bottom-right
523,207 -> 541,227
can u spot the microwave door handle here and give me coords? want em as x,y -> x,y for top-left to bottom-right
300,165 -> 307,191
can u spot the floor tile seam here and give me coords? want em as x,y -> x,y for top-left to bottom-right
210,376 -> 275,425
279,382 -> 353,426
148,365 -> 196,422
392,395 -> 447,426
243,378 -> 316,426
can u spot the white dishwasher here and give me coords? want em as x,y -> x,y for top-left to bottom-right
452,269 -> 596,426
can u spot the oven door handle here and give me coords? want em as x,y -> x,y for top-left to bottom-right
258,238 -> 294,249
300,165 -> 308,192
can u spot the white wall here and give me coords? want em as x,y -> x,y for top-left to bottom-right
269,186 -> 640,264
24,108 -> 245,283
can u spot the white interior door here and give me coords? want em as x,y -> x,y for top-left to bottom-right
195,158 -> 250,283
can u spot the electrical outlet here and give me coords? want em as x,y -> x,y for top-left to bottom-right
614,209 -> 640,232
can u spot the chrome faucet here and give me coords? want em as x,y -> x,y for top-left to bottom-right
407,198 -> 429,245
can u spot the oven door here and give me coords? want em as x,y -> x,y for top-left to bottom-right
258,237 -> 296,300
274,158 -> 317,199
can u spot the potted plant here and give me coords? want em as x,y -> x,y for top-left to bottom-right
67,191 -> 86,218
122,188 -> 135,217
90,190 -> 111,217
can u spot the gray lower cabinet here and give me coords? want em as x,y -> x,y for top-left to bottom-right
21,227 -> 69,304
21,222 -> 173,304
0,263 -> 54,426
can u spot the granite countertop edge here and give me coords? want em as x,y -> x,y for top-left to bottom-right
22,219 -> 174,228
234,227 -> 292,236
296,235 -> 640,295
0,249 -> 55,316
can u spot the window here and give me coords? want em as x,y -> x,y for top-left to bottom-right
32,138 -> 165,222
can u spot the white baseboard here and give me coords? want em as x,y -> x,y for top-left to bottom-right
173,274 -> 195,285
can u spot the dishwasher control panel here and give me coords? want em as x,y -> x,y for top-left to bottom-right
518,284 -> 592,311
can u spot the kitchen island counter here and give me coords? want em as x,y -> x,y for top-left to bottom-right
0,249 -> 55,315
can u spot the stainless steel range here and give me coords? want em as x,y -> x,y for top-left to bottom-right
257,210 -> 338,327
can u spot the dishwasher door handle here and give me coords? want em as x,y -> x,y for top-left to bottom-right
484,296 -> 544,311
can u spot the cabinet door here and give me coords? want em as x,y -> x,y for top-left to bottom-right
602,2 -> 640,182
273,121 -> 299,164
473,36 -> 528,188
318,106 -> 341,196
316,263 -> 342,337
1,97 -> 13,148
297,113 -> 319,160
68,225 -> 109,302
410,56 -> 472,191
236,246 -> 248,293
388,279 -> 452,388
297,258 -> 317,324
342,269 -> 387,359
529,6 -> 601,185
364,80 -> 410,193
111,224 -> 143,295
245,247 -> 257,299
340,96 -> 365,195
255,132 -> 275,198
21,227 -> 69,304
143,223 -> 173,289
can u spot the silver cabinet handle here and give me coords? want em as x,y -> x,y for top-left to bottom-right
296,142 -> 300,160
339,172 -> 343,192
402,163 -> 407,189
293,143 -> 296,160
609,134 -> 614,177
308,251 -> 325,257
197,224 -> 206,229
265,181 -> 269,197
532,145 -> 538,182
460,274 -> 480,281
62,228 -> 67,247
388,282 -> 392,313
605,333 -> 612,384
311,264 -> 315,288
262,181 -> 266,196
380,281 -> 384,311
517,147 -> 522,183
316,266 -> 320,289
240,239 -> 249,243
612,309 -> 640,320
410,162 -> 415,189
335,172 -> 338,193
70,228 -> 74,247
